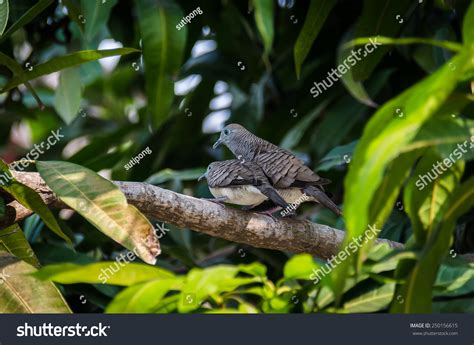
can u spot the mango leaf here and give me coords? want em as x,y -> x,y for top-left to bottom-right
80,0 -> 118,42
283,254 -> 319,280
294,0 -> 337,79
350,0 -> 412,81
1,179 -> 71,243
1,48 -> 140,93
0,0 -> 8,36
54,67 -> 82,124
136,0 -> 186,127
62,0 -> 85,32
343,283 -> 395,313
106,278 -> 182,313
0,0 -> 54,44
335,49 -> 473,301
433,299 -> 474,313
433,263 -> 474,297
280,99 -> 331,150
178,265 -> 241,313
338,29 -> 377,107
0,224 -> 39,268
0,251 -> 71,313
346,36 -> 463,53
463,1 -> 474,45
317,141 -> 357,171
403,150 -> 464,244
392,176 -> 474,313
36,161 -> 160,264
33,262 -> 174,286
252,0 -> 274,54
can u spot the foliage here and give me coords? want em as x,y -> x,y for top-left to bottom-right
0,0 -> 473,314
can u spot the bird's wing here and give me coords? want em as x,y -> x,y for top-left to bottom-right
208,162 -> 259,188
254,149 -> 328,188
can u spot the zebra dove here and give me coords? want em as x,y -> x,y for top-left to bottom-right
212,124 -> 342,216
198,160 -> 289,210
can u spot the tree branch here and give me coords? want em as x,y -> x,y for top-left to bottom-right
6,172 -> 403,260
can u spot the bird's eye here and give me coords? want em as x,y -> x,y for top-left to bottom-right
223,129 -> 230,135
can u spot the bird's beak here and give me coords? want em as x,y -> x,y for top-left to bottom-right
198,173 -> 206,182
212,138 -> 223,149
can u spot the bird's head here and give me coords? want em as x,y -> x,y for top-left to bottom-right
212,123 -> 247,150
198,162 -> 219,182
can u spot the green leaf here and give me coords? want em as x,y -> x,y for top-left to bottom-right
283,254 -> 319,280
54,67 -> 82,124
0,0 -> 54,44
1,180 -> 71,243
350,0 -> 412,81
36,161 -> 160,264
33,262 -> 174,286
392,175 -> 473,313
346,36 -> 463,53
178,265 -> 241,313
338,29 -> 377,107
433,298 -> 474,313
252,0 -> 274,54
463,1 -> 474,45
106,278 -> 182,313
1,48 -> 140,93
0,0 -> 8,36
343,283 -> 395,313
403,150 -> 464,244
317,141 -> 357,171
0,224 -> 39,268
280,99 -> 331,150
80,0 -> 118,42
294,0 -> 337,79
0,251 -> 71,313
136,0 -> 187,127
434,263 -> 474,297
335,49 -> 473,301
146,168 -> 205,185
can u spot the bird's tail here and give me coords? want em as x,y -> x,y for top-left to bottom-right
303,185 -> 342,216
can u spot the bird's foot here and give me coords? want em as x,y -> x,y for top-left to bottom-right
255,210 -> 278,220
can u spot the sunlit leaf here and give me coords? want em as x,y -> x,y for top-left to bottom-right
54,67 -> 82,124
0,251 -> 71,313
33,262 -> 174,286
36,161 -> 160,264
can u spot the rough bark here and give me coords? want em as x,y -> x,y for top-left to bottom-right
5,172 -> 403,260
